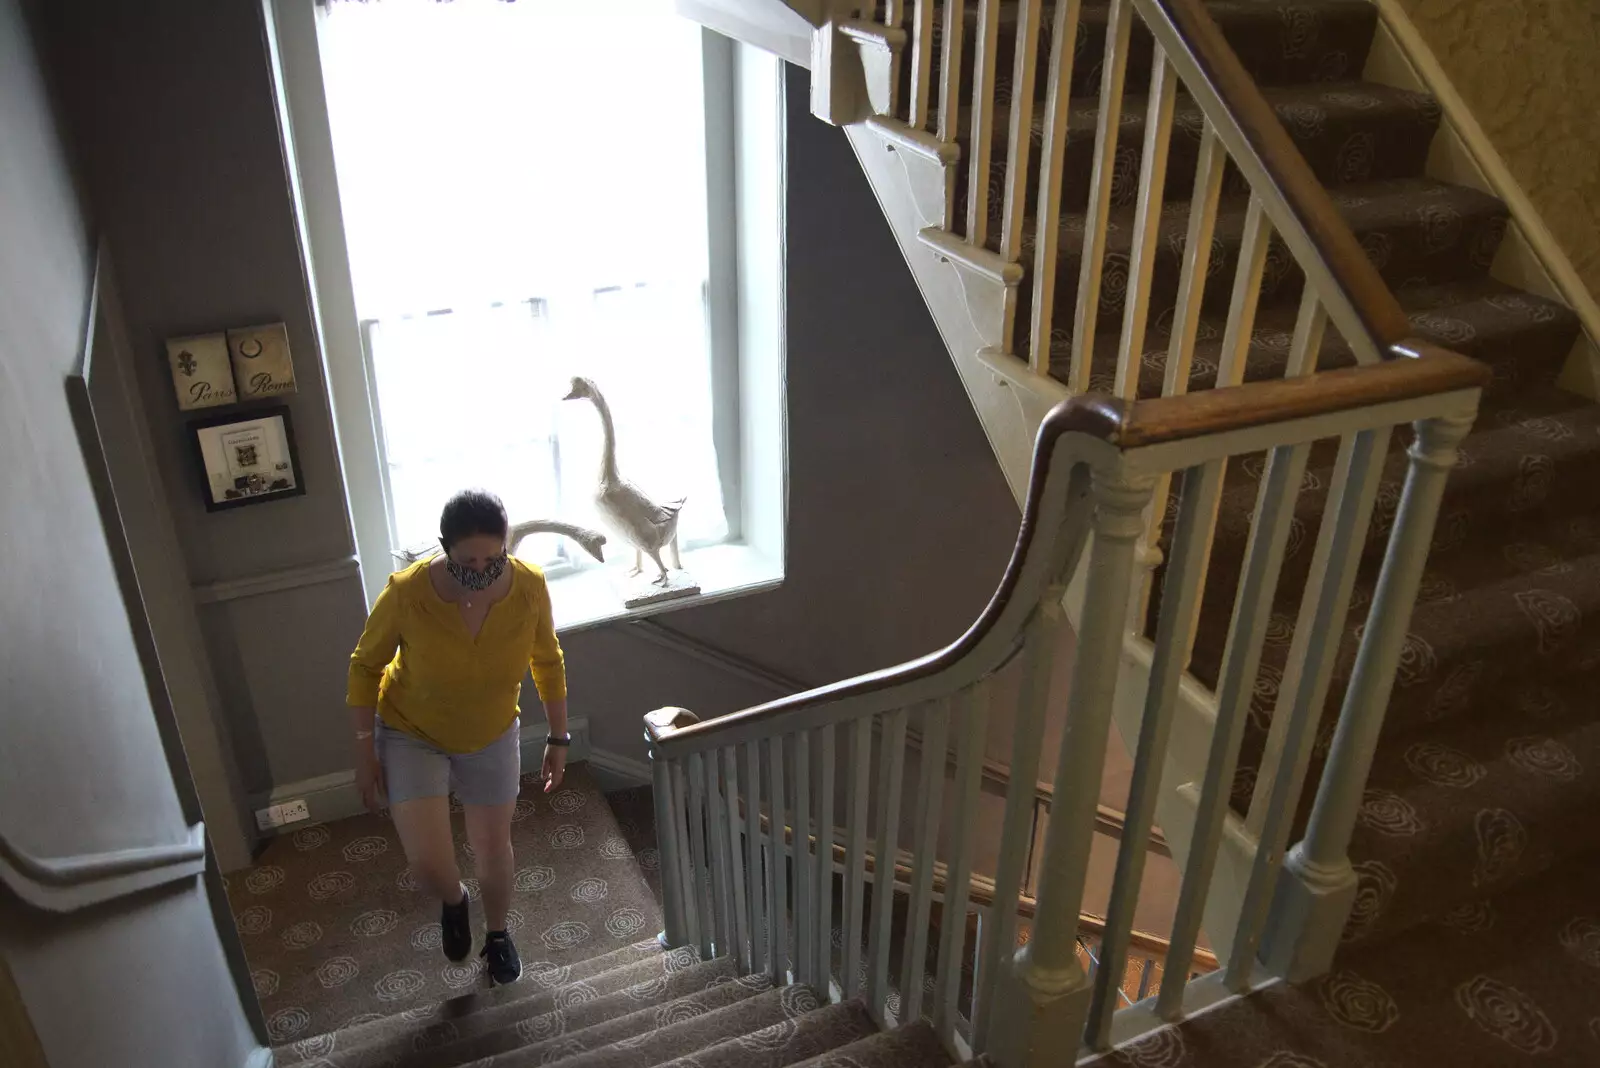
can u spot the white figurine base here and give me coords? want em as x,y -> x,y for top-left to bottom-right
617,568 -> 701,609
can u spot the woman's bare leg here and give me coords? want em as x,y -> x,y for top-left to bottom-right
463,801 -> 516,931
390,796 -> 463,903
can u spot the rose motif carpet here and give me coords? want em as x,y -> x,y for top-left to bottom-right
226,763 -> 664,1046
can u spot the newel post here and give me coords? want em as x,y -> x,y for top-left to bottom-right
1262,408 -> 1475,979
989,464 -> 1154,1067
645,706 -> 700,950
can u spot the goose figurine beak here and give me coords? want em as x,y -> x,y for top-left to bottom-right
561,377 -> 585,401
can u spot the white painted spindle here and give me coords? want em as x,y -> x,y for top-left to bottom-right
998,0 -> 1045,265
1066,0 -> 1135,392
743,738 -> 768,974
1086,458 -> 1224,1049
935,684 -> 986,1037
704,750 -> 736,960
686,752 -> 714,959
722,746 -> 752,972
1026,0 -> 1085,375
867,706 -> 909,1017
935,0 -> 967,147
1113,49 -> 1178,400
909,0 -> 935,130
792,730 -> 814,984
651,749 -> 690,947
767,734 -> 789,981
669,759 -> 702,953
814,723 -> 837,989
965,0 -> 1004,245
844,716 -> 873,997
900,697 -> 950,1023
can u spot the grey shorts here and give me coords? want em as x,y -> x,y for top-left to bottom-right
376,718 -> 522,807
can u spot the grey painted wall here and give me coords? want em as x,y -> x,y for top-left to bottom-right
39,1 -> 1020,838
0,0 -> 259,1062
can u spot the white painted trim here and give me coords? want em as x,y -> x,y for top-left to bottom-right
1365,2 -> 1600,360
586,748 -> 654,791
0,824 -> 207,914
192,554 -> 360,604
253,716 -> 591,832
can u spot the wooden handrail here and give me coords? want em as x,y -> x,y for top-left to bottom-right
1135,0 -> 1411,355
649,352 -> 1484,754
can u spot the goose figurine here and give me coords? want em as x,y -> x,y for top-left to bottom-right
391,519 -> 607,566
562,376 -> 686,586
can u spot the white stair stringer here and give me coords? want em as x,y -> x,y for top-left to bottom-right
844,116 -> 1070,503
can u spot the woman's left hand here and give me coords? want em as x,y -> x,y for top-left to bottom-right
542,743 -> 567,793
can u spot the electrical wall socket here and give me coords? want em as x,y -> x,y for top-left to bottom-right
254,799 -> 312,831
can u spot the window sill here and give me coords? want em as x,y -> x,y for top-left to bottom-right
548,542 -> 783,634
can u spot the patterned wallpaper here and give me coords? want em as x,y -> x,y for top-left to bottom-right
1392,0 -> 1600,304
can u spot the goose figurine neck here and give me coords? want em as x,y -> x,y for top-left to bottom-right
562,376 -> 686,587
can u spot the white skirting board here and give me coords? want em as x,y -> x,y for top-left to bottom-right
585,747 -> 653,792
245,715 -> 592,848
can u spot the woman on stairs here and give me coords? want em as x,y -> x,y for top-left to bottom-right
347,488 -> 570,986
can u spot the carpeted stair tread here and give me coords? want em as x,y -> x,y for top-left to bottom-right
900,0 -> 1377,110
375,957 -> 751,1068
1049,276 -> 1578,400
1016,178 -> 1509,340
959,81 -> 1440,227
521,983 -> 832,1068
1107,858 -> 1600,1067
654,998 -> 879,1068
786,1019 -> 953,1067
277,942 -> 686,1066
1336,694 -> 1600,947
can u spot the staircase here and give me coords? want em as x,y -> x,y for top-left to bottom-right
257,1 -> 1598,1065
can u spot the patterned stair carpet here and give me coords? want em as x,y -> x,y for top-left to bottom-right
225,763 -> 663,1046
1093,857 -> 1600,1067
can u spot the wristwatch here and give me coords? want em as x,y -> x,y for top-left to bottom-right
546,733 -> 572,747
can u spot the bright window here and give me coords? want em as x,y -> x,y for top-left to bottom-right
318,0 -> 730,574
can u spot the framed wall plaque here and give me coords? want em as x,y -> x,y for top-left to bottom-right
189,405 -> 306,511
227,321 -> 297,400
165,333 -> 238,411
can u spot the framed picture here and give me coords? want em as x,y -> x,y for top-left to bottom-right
226,321 -> 297,400
188,405 -> 306,512
164,332 -> 238,411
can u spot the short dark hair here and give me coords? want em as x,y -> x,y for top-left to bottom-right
439,488 -> 509,550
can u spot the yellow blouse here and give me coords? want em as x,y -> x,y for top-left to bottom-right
346,558 -> 566,754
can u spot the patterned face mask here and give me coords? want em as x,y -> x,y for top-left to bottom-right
444,551 -> 507,592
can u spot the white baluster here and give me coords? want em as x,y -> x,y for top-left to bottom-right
844,716 -> 873,997
793,730 -> 814,984
1086,458 -> 1223,1048
988,466 -> 1153,1065
767,734 -> 789,981
935,0 -> 967,149
1113,49 -> 1178,400
1026,0 -> 1086,376
901,697 -> 951,1023
965,0 -> 1004,245
867,706 -> 910,1018
646,708 -> 701,949
722,746 -> 752,972
687,752 -> 714,959
935,685 -> 986,1037
814,723 -> 838,990
704,750 -> 736,961
1066,0 -> 1134,392
998,0 -> 1045,267
669,759 -> 702,953
908,0 -> 935,130
1256,408 -> 1476,981
744,738 -> 768,974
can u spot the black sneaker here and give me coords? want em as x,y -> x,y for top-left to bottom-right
481,930 -> 521,985
441,886 -> 472,963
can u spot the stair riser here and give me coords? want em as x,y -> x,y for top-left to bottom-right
894,0 -> 1377,113
956,90 -> 1439,232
